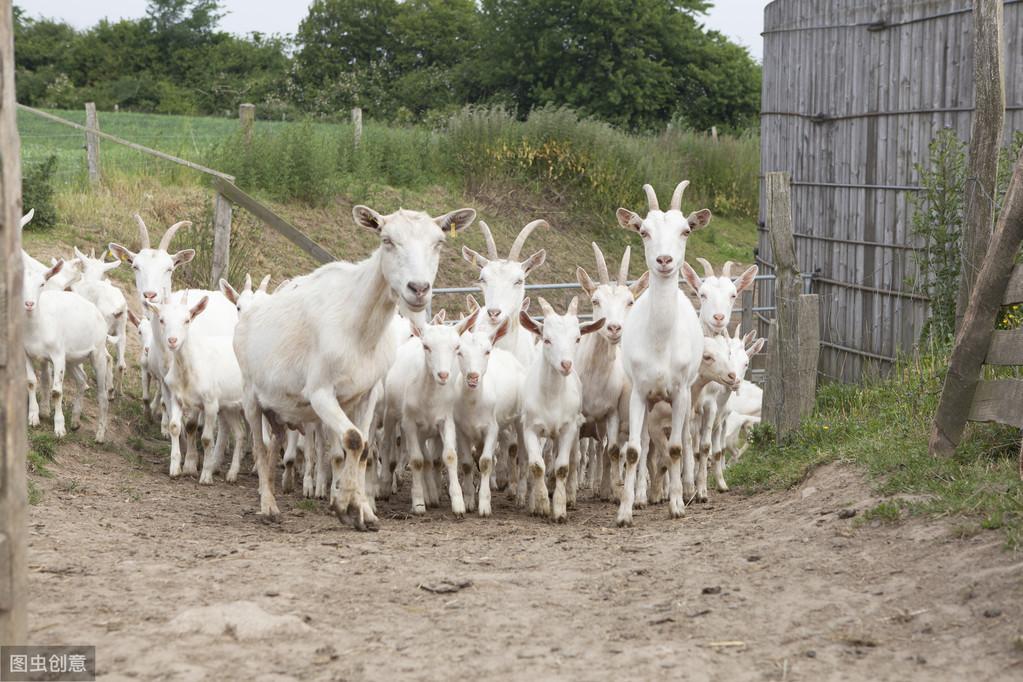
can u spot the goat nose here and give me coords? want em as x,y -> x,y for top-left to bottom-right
487,308 -> 501,320
167,337 -> 178,347
437,371 -> 449,382
713,313 -> 725,322
607,323 -> 622,334
727,372 -> 737,381
143,291 -> 158,301
561,360 -> 573,373
467,372 -> 480,381
24,301 -> 34,309
656,255 -> 673,267
407,281 -> 430,297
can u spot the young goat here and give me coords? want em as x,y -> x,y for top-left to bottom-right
454,318 -> 523,517
144,293 -> 247,484
22,258 -> 110,442
518,297 -> 604,522
127,310 -> 160,421
576,243 -> 649,501
615,181 -> 711,526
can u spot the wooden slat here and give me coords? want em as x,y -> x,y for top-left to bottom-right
985,328 -> 1023,364
211,177 -> 335,265
1002,264 -> 1023,304
968,379 -> 1023,428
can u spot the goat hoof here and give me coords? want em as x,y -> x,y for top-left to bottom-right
616,515 -> 633,528
411,504 -> 426,516
553,515 -> 567,524
199,472 -> 214,486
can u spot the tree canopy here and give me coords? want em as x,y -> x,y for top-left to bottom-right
13,0 -> 760,131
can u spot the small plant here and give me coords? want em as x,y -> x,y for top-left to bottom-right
861,501 -> 902,525
27,430 -> 58,477
22,154 -> 59,229
27,480 -> 42,506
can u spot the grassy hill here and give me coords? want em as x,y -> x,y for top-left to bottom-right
19,107 -> 760,311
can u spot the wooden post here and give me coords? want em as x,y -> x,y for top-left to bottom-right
239,103 -> 255,145
710,126 -> 718,143
931,148 -> 1023,457
0,0 -> 28,646
797,294 -> 821,416
352,107 -> 363,150
762,171 -> 808,438
210,190 -> 232,288
85,101 -> 100,185
956,0 -> 1005,331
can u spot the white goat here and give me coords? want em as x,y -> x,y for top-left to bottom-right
70,247 -> 129,391
692,327 -> 764,499
518,297 -> 604,522
386,310 -> 479,515
454,317 -> 523,517
723,413 -> 760,466
144,293 -> 247,484
22,258 -> 110,442
682,258 -> 758,335
615,181 -> 711,526
127,310 -> 160,421
233,204 -> 476,529
461,219 -> 546,364
576,243 -> 649,501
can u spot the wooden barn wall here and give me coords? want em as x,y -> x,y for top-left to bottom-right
759,0 -> 1023,382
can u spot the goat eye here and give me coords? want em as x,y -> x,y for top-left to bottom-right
423,346 -> 431,353
593,301 -> 601,307
544,339 -> 551,345
514,280 -> 523,286
640,231 -> 650,239
703,354 -> 712,361
576,337 -> 581,343
683,229 -> 692,237
627,300 -> 634,307
382,237 -> 394,247
485,350 -> 491,356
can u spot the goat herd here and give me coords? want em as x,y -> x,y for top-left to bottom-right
19,181 -> 765,531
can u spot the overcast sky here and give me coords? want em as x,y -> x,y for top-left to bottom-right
19,0 -> 770,61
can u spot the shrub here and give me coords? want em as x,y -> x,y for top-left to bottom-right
22,154 -> 59,230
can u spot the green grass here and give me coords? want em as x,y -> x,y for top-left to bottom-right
27,480 -> 42,506
27,430 -> 58,478
730,355 -> 1023,549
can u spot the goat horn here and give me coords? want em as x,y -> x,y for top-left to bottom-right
722,261 -> 736,278
642,184 -> 660,212
159,221 -> 192,251
695,257 -> 715,279
670,181 -> 690,211
508,219 -> 548,261
478,221 -> 499,260
618,246 -> 631,285
134,213 -> 151,250
591,242 -> 610,285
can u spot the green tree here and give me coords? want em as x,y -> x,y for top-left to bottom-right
295,0 -> 400,87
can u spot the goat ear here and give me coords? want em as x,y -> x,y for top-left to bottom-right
143,299 -> 160,315
465,294 -> 480,313
576,267 -> 597,296
491,316 -> 511,344
431,309 -> 447,325
681,262 -> 702,293
520,249 -> 546,275
457,308 -> 480,336
519,309 -> 542,338
172,249 -> 195,267
687,209 -> 712,231
410,322 -> 423,338
580,317 -> 605,336
243,273 -> 253,292
127,309 -> 141,328
103,259 -> 121,272
462,245 -> 489,269
44,259 -> 65,281
353,205 -> 384,233
741,329 -> 757,347
189,295 -> 210,320
258,275 -> 271,293
734,264 -> 758,293
630,271 -> 650,298
434,208 -> 476,234
521,297 -> 531,313
616,208 -> 643,232
109,243 -> 137,264
746,338 -> 765,355
219,278 -> 239,305
567,296 -> 579,316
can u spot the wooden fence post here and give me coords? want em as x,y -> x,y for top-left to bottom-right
239,103 -> 255,145
352,107 -> 363,149
762,171 -> 817,438
85,101 -> 100,185
210,190 -> 232,288
740,289 -> 754,378
956,0 -> 1005,332
0,0 -> 28,645
931,148 -> 1023,458
797,293 -> 821,416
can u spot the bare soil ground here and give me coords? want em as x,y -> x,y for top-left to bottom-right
25,415 -> 1023,682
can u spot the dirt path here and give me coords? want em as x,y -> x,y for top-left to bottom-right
23,423 -> 1023,682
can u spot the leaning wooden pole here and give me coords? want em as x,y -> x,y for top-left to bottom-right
931,148 -> 1023,458
956,0 -> 1005,331
0,0 -> 28,645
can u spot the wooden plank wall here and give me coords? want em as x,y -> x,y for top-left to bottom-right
759,0 -> 1023,383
